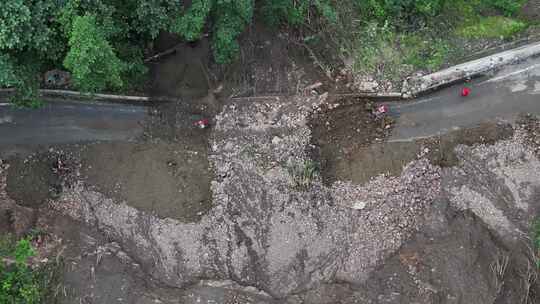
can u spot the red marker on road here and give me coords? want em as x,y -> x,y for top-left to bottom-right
377,105 -> 388,114
461,87 -> 471,97
194,118 -> 210,129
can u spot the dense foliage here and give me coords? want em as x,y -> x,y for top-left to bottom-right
0,0 -> 529,96
64,14 -> 125,93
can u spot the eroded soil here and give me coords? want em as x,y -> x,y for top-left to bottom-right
311,102 -> 514,184
309,97 -> 393,184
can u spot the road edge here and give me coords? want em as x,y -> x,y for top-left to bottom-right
402,41 -> 540,98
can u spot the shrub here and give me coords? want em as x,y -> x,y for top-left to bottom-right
353,22 -> 403,77
170,0 -> 212,42
0,235 -> 63,303
210,0 -> 254,64
0,54 -> 18,88
261,0 -> 337,27
0,54 -> 43,108
0,238 -> 39,303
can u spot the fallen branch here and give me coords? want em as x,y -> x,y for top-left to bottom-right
143,45 -> 179,63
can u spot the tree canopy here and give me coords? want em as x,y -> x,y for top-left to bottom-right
0,0 -> 527,95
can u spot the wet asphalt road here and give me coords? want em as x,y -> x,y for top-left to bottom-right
389,57 -> 540,141
0,101 -> 147,154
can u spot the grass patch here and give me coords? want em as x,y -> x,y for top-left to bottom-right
401,35 -> 450,70
327,0 -> 529,83
351,22 -> 450,79
288,159 -> 320,190
352,22 -> 403,79
457,16 -> 528,39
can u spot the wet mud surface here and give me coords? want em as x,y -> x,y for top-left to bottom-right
80,141 -> 211,221
6,153 -> 61,208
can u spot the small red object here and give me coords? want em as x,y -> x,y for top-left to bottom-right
194,118 -> 209,129
461,87 -> 471,97
377,105 -> 388,114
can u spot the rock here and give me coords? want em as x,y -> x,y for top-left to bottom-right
351,201 -> 367,210
357,81 -> 379,92
305,82 -> 323,91
44,69 -> 71,88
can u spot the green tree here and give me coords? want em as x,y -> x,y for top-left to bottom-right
0,0 -> 64,59
64,14 -> 125,93
0,54 -> 18,88
170,0 -> 212,41
210,0 -> 254,64
134,0 -> 184,39
0,0 -> 32,51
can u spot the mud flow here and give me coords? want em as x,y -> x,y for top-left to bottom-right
310,99 -> 514,185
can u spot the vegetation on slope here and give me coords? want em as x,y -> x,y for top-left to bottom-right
0,234 -> 62,303
0,0 -> 531,99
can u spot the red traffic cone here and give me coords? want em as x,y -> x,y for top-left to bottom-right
461,87 -> 471,97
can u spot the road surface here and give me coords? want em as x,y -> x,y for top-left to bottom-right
0,101 -> 147,154
389,57 -> 540,141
